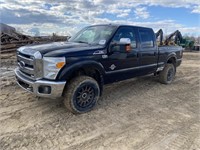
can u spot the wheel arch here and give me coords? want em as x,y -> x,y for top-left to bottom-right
166,53 -> 177,67
57,61 -> 105,95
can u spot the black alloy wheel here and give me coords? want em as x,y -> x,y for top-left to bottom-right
63,76 -> 100,114
75,85 -> 95,108
159,64 -> 176,84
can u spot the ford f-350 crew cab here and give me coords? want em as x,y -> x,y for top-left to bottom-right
15,24 -> 183,113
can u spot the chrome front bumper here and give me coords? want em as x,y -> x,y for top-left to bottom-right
15,68 -> 66,98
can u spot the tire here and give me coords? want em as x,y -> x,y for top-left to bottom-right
63,76 -> 100,114
159,64 -> 176,84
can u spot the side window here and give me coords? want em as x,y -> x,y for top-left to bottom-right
112,27 -> 137,48
139,29 -> 154,48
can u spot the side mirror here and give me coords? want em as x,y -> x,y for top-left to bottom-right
110,38 -> 132,53
120,38 -> 131,44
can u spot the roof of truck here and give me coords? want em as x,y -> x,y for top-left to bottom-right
89,24 -> 153,30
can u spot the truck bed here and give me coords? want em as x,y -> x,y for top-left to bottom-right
157,45 -> 183,67
158,45 -> 183,51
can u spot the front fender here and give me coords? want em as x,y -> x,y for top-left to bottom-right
57,60 -> 105,81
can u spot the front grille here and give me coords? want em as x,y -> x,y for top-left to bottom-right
17,52 -> 35,79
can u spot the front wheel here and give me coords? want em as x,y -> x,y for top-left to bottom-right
159,64 -> 176,84
63,76 -> 100,114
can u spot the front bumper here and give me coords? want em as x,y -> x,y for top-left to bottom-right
15,68 -> 66,98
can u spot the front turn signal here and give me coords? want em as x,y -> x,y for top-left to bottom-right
56,62 -> 65,69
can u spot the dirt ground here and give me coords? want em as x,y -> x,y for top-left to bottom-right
0,52 -> 199,150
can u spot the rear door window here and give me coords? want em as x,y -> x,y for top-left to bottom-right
139,29 -> 154,48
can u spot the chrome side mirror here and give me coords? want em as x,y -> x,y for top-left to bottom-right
119,38 -> 131,44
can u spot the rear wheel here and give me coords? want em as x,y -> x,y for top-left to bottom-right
63,76 -> 100,114
159,64 -> 176,84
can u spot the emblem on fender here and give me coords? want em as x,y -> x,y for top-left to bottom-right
109,64 -> 116,70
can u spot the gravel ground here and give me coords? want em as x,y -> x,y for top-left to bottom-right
0,52 -> 199,150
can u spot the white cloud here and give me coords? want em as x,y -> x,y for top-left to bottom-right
116,9 -> 131,18
192,5 -> 200,14
0,0 -> 199,36
117,13 -> 129,18
134,7 -> 150,19
11,23 -> 79,36
11,19 -> 199,37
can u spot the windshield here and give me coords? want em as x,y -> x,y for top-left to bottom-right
69,25 -> 117,45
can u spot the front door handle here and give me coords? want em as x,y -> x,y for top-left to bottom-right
137,53 -> 139,58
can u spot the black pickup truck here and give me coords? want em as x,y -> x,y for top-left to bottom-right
15,24 -> 183,113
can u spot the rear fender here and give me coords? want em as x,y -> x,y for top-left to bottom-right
166,52 -> 177,64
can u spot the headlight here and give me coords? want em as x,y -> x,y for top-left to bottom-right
43,57 -> 66,79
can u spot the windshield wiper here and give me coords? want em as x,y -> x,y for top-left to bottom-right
74,41 -> 100,46
75,41 -> 89,44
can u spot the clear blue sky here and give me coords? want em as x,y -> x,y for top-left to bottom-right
0,0 -> 199,36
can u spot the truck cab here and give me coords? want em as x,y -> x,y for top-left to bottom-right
15,24 -> 183,113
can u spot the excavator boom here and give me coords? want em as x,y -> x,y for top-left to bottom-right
155,29 -> 194,49
165,30 -> 183,45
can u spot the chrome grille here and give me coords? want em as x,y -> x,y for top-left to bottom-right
17,55 -> 34,66
17,52 -> 35,79
17,47 -> 43,79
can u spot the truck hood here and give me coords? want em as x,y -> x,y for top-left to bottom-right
18,41 -> 105,57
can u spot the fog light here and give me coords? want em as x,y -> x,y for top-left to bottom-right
38,86 -> 51,94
